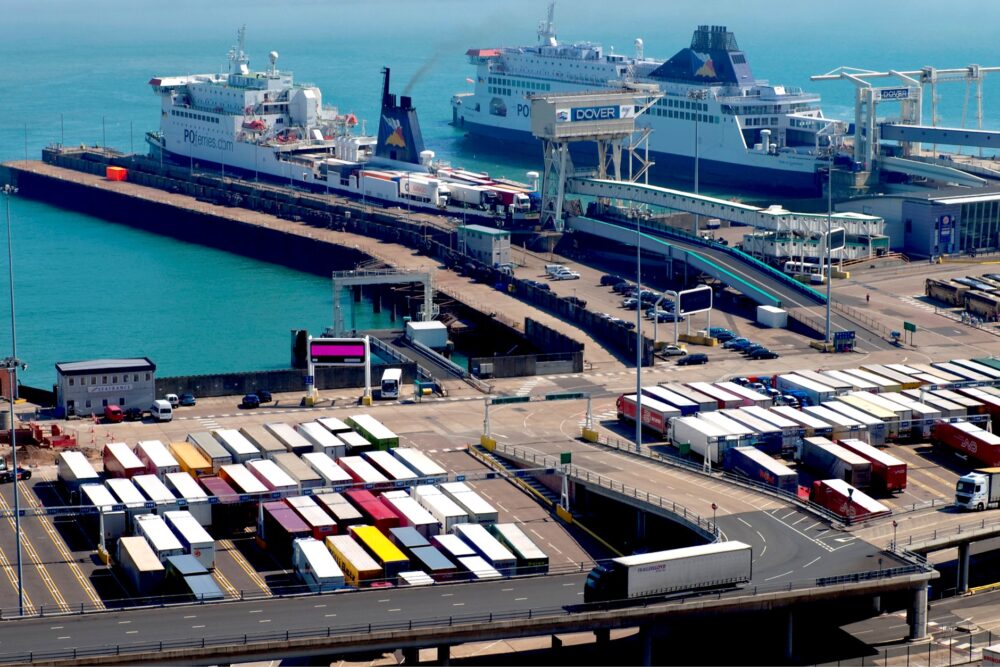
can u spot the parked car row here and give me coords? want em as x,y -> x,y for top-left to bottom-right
730,377 -> 801,408
240,390 -> 274,409
714,328 -> 781,360
545,264 -> 580,281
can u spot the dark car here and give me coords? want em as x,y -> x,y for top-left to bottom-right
612,281 -> 633,294
123,407 -> 145,422
600,274 -> 625,286
565,295 -> 588,308
676,353 -> 709,366
742,344 -> 769,356
256,390 -> 273,403
524,280 -> 551,292
240,394 -> 261,409
179,392 -> 197,406
0,467 -> 31,483
749,349 -> 780,360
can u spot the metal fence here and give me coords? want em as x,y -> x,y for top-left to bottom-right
822,628 -> 997,666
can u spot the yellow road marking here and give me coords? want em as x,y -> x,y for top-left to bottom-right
0,489 -> 64,611
217,539 -> 271,597
211,565 -> 240,599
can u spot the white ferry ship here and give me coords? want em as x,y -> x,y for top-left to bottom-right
451,5 -> 844,194
147,28 -> 539,226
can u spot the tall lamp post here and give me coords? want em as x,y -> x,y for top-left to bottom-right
825,164 -> 833,344
635,215 -> 642,452
689,89 -> 708,235
1,184 -> 24,617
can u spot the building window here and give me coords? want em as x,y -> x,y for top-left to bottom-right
112,376 -> 118,383
85,400 -> 91,409
146,373 -> 151,381
102,399 -> 108,407
134,374 -> 139,382
905,219 -> 912,233
102,375 -> 108,384
69,378 -> 74,386
91,376 -> 97,385
119,398 -> 126,406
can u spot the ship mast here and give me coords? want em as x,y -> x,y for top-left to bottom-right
228,25 -> 250,75
537,2 -> 557,47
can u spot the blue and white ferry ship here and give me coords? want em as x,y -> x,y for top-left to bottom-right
451,5 -> 843,194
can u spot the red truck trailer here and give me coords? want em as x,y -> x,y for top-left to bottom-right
931,420 -> 1000,468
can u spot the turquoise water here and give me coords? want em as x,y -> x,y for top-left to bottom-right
1,0 -> 998,383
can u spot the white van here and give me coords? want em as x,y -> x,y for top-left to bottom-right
150,399 -> 173,422
165,393 -> 179,408
544,264 -> 567,277
380,368 -> 402,400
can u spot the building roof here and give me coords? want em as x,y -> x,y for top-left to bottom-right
56,358 -> 156,375
460,224 -> 510,236
844,184 -> 1000,205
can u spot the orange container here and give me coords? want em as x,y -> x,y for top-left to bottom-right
105,166 -> 127,181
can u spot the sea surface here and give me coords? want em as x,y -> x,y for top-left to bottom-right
1,0 -> 998,385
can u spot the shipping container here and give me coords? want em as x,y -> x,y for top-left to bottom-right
325,534 -> 382,587
259,501 -> 311,563
775,375 -> 837,406
811,479 -> 889,521
901,390 -> 966,420
876,393 -> 941,438
117,535 -> 165,596
272,452 -> 324,491
315,492 -> 364,527
105,477 -> 154,517
836,394 -> 902,439
135,440 -> 181,479
285,495 -> 338,540
796,370 -> 853,394
738,406 -> 802,453
718,409 -> 783,454
363,450 -> 418,482
849,392 -> 915,437
164,472 -> 212,526
821,401 -> 887,447
302,452 -> 353,487
932,362 -> 991,383
134,514 -> 185,563
345,489 -> 400,532
860,365 -> 924,390
338,456 -> 390,486
246,458 -> 298,493
715,382 -> 773,408
723,446 -> 798,494
239,425 -> 288,460
687,382 -> 743,409
696,412 -> 755,448
169,442 -> 213,477
388,525 -> 431,550
910,363 -> 964,383
412,485 -> 470,532
838,438 -> 907,492
391,448 -> 447,481
668,416 -> 737,464
219,463 -> 269,495
439,482 -> 500,524
431,533 -> 477,561
186,432 -> 232,473
453,523 -> 516,576
338,429 -> 373,454
103,442 -> 146,478
661,383 -> 718,412
296,422 -> 347,459
132,473 -> 177,507
408,546 -> 458,581
264,422 -> 314,455
840,368 -> 901,393
79,483 -> 127,542
640,385 -> 699,416
346,414 -> 399,449
821,369 -> 878,392
457,555 -> 502,580
380,493 -> 440,537
350,524 -> 410,579
800,437 -> 871,488
163,510 -> 215,569
616,394 -> 680,438
584,541 -> 752,603
316,416 -> 353,434
489,523 -> 549,575
57,451 -> 100,492
769,406 -> 835,438
212,429 -> 260,464
932,420 -> 1000,467
803,406 -> 866,441
293,537 -> 345,592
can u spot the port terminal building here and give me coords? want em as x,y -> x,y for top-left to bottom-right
838,185 -> 1000,257
55,357 -> 156,418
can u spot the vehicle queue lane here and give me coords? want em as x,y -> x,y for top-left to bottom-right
0,573 -> 588,659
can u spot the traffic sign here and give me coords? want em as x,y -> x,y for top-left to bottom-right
560,452 -> 572,465
304,375 -> 314,386
903,321 -> 917,333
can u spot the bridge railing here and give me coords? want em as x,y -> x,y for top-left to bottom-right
900,516 -> 999,548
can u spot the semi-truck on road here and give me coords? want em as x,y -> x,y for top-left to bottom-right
583,541 -> 752,603
956,468 -> 1000,511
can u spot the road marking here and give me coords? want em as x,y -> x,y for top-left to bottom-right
781,511 -> 796,520
183,615 -> 197,619
453,602 -> 465,606
758,545 -> 767,559
515,597 -> 528,601
118,620 -> 131,625
738,518 -> 753,528
192,625 -> 205,629
765,570 -> 794,582
441,593 -> 454,597
756,530 -> 767,543
378,598 -> 391,603
126,630 -> 138,634
217,538 -> 272,597
50,626 -> 63,630
792,517 -> 807,526
388,608 -> 401,612
57,636 -> 70,640
562,583 -> 575,587
803,556 -> 822,568
258,619 -> 271,623
314,604 -> 326,608
249,609 -> 263,613
325,613 -> 337,618
0,484 -> 66,612
501,588 -> 514,592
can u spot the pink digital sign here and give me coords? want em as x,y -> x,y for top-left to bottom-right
309,339 -> 367,365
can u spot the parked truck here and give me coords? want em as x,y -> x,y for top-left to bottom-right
616,394 -> 681,439
837,438 -> 907,493
810,479 -> 889,521
723,447 -> 798,494
932,420 -> 1000,467
955,468 -> 1000,511
800,437 -> 872,489
668,416 -> 737,465
583,541 -> 752,603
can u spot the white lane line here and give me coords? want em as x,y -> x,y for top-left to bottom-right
792,517 -> 808,526
781,511 -> 796,520
501,588 -> 514,592
562,582 -> 575,587
803,556 -> 822,569
50,626 -> 63,630
378,598 -> 391,603
126,630 -> 138,634
118,620 -> 131,625
453,602 -> 465,606
248,609 -> 263,614
441,593 -> 454,597
192,625 -> 205,629
515,597 -> 528,601
325,613 -> 337,618
804,522 -> 820,532
738,518 -> 753,528
765,570 -> 794,582
258,619 -> 271,623
314,604 -> 326,608
57,636 -> 71,640
756,530 -> 767,543
183,615 -> 197,619
388,608 -> 401,612
759,545 -> 767,559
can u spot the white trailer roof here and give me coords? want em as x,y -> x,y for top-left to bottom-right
729,447 -> 795,477
80,483 -> 119,510
135,515 -> 184,552
164,472 -> 208,501
803,406 -> 862,429
838,394 -> 898,420
347,414 -> 396,441
105,442 -> 144,471
364,450 -> 418,481
821,478 -> 889,514
838,439 -> 905,468
239,425 -> 287,454
741,406 -> 800,430
850,391 -> 913,417
272,452 -> 322,485
315,493 -> 363,521
296,538 -> 344,579
288,500 -> 337,531
948,420 -> 1000,445
212,429 -> 260,458
933,362 -> 991,382
840,368 -> 898,389
119,536 -> 164,572
697,412 -> 754,437
876,393 -> 940,418
821,401 -> 884,427
796,369 -> 852,390
338,456 -> 389,484
454,524 -> 515,563
446,489 -> 498,518
326,535 -> 380,572
416,489 -> 467,520
910,363 -> 962,382
932,389 -> 984,408
297,422 -> 345,452
778,374 -> 838,395
136,440 -> 179,470
132,474 -> 177,504
457,555 -> 502,579
715,382 -> 771,404
338,431 -> 371,450
381,494 -> 437,527
687,382 -> 742,403
901,390 -> 964,413
433,534 -> 477,558
391,448 -> 447,477
246,459 -> 298,490
719,409 -> 780,435
60,451 -> 99,480
163,510 -> 213,545
616,540 -> 751,567
770,406 -> 833,429
622,394 -> 680,417
491,523 -> 547,561
885,363 -> 922,376
822,369 -> 876,390
302,453 -> 353,485
316,416 -> 352,433
951,358 -> 1000,379
221,463 -> 269,494
399,570 -> 435,586
105,477 -> 147,506
805,439 -> 870,467
264,422 -> 313,452
641,385 -> 698,410
673,416 -> 731,438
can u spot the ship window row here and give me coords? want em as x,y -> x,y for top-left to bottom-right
487,76 -> 550,91
649,108 -> 719,123
744,117 -> 779,127
657,99 -> 708,112
172,109 -> 220,124
488,86 -> 513,96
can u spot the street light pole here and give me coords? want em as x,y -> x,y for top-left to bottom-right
1,185 -> 24,617
825,165 -> 833,344
689,90 -> 707,235
635,215 -> 642,452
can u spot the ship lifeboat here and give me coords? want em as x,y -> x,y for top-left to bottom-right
242,119 -> 266,131
345,114 -> 358,127
275,130 -> 299,144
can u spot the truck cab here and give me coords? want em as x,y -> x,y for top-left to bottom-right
956,468 -> 1000,511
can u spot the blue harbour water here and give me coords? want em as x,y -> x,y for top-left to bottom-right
1,0 -> 997,385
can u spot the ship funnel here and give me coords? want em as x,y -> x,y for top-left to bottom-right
635,38 -> 644,60
375,66 -> 427,164
526,171 -> 540,191
761,129 -> 771,153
